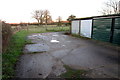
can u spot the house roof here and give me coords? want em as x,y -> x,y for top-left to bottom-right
61,21 -> 69,23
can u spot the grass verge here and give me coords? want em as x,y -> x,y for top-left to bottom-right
2,30 -> 29,79
60,65 -> 86,79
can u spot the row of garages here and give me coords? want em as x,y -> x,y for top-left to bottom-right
71,14 -> 120,45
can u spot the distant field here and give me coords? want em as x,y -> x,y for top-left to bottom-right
27,25 -> 70,33
11,25 -> 70,33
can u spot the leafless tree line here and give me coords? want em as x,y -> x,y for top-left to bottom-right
101,0 -> 120,15
32,10 -> 52,25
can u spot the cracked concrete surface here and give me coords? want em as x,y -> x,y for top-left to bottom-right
16,32 -> 120,78
23,44 -> 49,53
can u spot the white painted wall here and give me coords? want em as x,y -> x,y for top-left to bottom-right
80,19 -> 92,38
71,20 -> 80,34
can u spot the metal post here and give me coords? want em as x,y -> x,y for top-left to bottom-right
91,19 -> 94,38
0,20 -> 2,80
70,21 -> 72,34
79,20 -> 81,36
110,18 -> 115,43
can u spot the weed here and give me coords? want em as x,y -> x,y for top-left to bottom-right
25,40 -> 34,44
60,65 -> 86,78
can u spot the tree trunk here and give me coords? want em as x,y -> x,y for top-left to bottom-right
37,20 -> 40,26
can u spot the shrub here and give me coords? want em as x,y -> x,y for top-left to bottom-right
2,21 -> 12,52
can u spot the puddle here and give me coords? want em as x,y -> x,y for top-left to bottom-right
67,41 -> 71,42
52,35 -> 58,36
50,40 -> 59,43
62,45 -> 65,47
62,35 -> 68,37
28,34 -> 47,40
31,39 -> 45,44
32,35 -> 38,37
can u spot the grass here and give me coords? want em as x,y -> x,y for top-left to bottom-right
46,26 -> 69,32
60,65 -> 86,79
2,30 -> 29,79
25,39 -> 34,44
27,25 -> 70,33
2,25 -> 70,79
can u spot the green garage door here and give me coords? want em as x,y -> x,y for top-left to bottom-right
112,18 -> 120,45
92,18 -> 112,42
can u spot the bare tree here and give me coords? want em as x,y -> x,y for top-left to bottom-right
43,10 -> 52,25
101,7 -> 112,15
32,10 -> 44,25
101,0 -> 120,15
39,10 -> 44,25
32,9 -> 52,26
32,10 -> 40,25
56,16 -> 62,26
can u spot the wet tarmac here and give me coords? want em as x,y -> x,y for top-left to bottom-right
16,32 -> 120,78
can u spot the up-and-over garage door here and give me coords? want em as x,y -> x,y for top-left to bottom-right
71,20 -> 80,34
80,19 -> 92,38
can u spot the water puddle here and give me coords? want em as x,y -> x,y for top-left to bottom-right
50,40 -> 59,43
28,34 -> 47,40
67,41 -> 71,42
62,45 -> 65,47
52,35 -> 58,36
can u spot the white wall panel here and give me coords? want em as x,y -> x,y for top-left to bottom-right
71,20 -> 80,34
80,19 -> 92,38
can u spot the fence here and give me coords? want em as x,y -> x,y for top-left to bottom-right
71,14 -> 120,45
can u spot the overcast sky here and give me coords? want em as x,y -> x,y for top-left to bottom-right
0,0 -> 108,23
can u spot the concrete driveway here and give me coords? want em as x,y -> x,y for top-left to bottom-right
16,32 -> 120,78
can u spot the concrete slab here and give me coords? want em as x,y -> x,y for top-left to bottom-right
23,44 -> 49,53
16,53 -> 66,78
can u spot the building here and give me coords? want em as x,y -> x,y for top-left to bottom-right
71,14 -> 120,45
